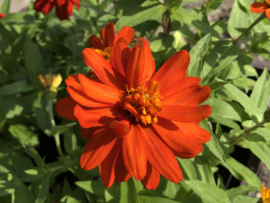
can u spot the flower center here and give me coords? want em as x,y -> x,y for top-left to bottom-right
123,80 -> 163,125
95,47 -> 111,62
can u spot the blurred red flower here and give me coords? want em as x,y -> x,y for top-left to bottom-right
0,13 -> 5,18
88,22 -> 135,62
56,37 -> 212,189
250,0 -> 270,18
34,0 -> 80,20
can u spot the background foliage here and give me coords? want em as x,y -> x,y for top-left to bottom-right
0,0 -> 270,202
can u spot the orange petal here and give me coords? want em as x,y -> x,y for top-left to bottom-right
67,86 -> 111,107
151,50 -> 190,95
153,118 -> 205,158
82,48 -> 126,90
134,38 -> 155,81
261,185 -> 267,200
141,161 -> 160,190
80,127 -> 117,170
162,85 -> 211,106
55,0 -> 73,20
55,97 -> 77,121
100,27 -> 105,44
99,139 -> 122,188
250,2 -> 268,13
162,77 -> 201,98
34,0 -> 55,14
114,148 -> 131,184
74,105 -> 120,128
126,47 -> 145,89
122,125 -> 147,180
88,35 -> 105,50
139,125 -> 183,183
78,74 -> 122,104
109,116 -> 131,138
80,126 -> 98,139
65,75 -> 81,91
115,26 -> 135,45
110,42 -> 131,77
159,105 -> 212,123
265,8 -> 270,19
104,22 -> 115,48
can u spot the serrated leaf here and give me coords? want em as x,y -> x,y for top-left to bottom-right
115,1 -> 166,31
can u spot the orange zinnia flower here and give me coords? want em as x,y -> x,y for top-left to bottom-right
0,13 -> 5,18
56,37 -> 212,189
88,22 -> 134,62
261,185 -> 270,203
250,0 -> 270,18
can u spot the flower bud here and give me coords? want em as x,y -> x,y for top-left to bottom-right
38,73 -> 62,100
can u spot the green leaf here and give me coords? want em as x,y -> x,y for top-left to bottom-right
8,124 -> 39,147
185,180 -> 230,203
0,0 -> 10,14
224,156 -> 261,189
50,123 -> 77,136
21,168 -> 45,182
35,173 -> 51,203
0,11 -> 37,24
232,196 -> 259,203
24,39 -> 45,80
25,147 -> 43,167
76,180 -> 105,197
226,185 -> 258,202
201,40 -> 239,83
222,83 -> 263,123
165,0 -> 183,8
33,91 -> 52,133
63,131 -> 78,155
208,81 -> 230,91
195,156 -> 215,185
243,132 -> 270,171
115,182 -> 129,203
227,0 -> 249,39
0,97 -> 6,131
188,34 -> 210,77
113,0 -> 145,10
115,1 -> 166,31
127,178 -> 139,203
138,190 -> 180,203
200,120 -> 227,167
250,68 -> 270,113
205,99 -> 249,122
0,81 -> 34,96
176,158 -> 196,180
177,7 -> 219,39
156,177 -> 177,199
12,175 -> 35,203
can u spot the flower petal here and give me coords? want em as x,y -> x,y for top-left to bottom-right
153,118 -> 206,158
151,50 -> 190,95
78,74 -> 123,104
55,0 -> 73,20
158,105 -> 212,123
162,85 -> 211,106
74,105 -> 121,128
67,86 -> 111,107
88,35 -> 105,50
122,125 -> 147,180
110,42 -> 131,77
126,46 -> 145,89
99,139 -> 122,188
139,125 -> 183,183
65,75 -> 81,90
55,97 -> 77,121
34,0 -> 55,14
82,48 -> 126,90
115,148 -> 131,184
103,22 -> 115,48
265,8 -> 270,19
80,126 -> 98,139
115,26 -> 135,45
141,161 -> 160,190
80,127 -> 117,170
250,2 -> 268,13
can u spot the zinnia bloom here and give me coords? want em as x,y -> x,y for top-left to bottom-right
261,185 -> 270,203
88,22 -> 135,62
34,0 -> 80,20
56,37 -> 212,189
0,13 -> 5,18
250,0 -> 270,18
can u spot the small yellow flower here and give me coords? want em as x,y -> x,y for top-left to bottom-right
38,73 -> 62,100
260,185 -> 270,203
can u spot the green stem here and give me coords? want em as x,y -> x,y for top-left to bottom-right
162,12 -> 168,35
48,100 -> 65,159
205,0 -> 211,13
233,13 -> 266,44
230,120 -> 266,145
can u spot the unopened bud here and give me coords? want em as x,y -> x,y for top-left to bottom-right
264,108 -> 270,123
38,73 -> 62,100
